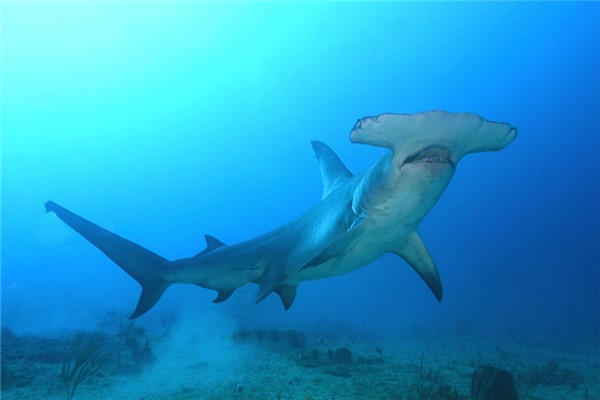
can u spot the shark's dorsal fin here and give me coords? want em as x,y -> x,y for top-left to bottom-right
197,234 -> 226,256
311,141 -> 353,199
392,232 -> 443,301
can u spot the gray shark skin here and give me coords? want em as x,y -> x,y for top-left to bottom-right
46,110 -> 517,318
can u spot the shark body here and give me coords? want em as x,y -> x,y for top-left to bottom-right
46,111 -> 517,318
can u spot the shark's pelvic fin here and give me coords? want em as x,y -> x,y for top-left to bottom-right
311,141 -> 353,199
254,271 -> 285,304
197,234 -> 227,256
45,201 -> 171,319
392,232 -> 443,301
274,284 -> 298,310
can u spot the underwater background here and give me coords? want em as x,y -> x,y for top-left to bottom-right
2,2 -> 599,399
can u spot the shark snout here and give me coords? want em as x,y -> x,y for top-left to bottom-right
350,111 -> 517,162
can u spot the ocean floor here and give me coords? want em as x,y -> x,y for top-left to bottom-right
1,317 -> 598,400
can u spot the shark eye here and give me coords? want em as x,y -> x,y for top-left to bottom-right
365,116 -> 380,125
354,116 -> 378,130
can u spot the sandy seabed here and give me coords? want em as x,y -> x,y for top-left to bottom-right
2,322 -> 598,400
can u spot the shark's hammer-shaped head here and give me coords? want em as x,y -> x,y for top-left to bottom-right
349,111 -> 517,229
350,110 -> 517,165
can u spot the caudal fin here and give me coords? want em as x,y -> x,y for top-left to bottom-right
45,201 -> 170,319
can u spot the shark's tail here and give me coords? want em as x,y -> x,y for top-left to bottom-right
45,201 -> 170,319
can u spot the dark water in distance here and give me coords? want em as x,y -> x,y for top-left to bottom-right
2,2 -> 599,349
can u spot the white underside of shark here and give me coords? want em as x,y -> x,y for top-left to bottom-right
46,110 -> 517,318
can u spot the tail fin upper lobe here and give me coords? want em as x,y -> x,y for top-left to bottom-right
45,201 -> 170,318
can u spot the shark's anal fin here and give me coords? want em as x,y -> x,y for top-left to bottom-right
392,232 -> 443,301
311,141 -> 353,199
212,288 -> 235,303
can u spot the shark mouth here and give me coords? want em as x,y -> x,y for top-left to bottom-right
405,146 -> 454,166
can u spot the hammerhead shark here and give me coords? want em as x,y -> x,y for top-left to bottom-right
46,111 -> 517,318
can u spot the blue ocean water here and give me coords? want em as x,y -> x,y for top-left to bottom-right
1,2 -> 599,398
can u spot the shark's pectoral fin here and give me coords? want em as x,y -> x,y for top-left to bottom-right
392,232 -> 443,301
299,221 -> 363,271
311,141 -> 353,199
274,284 -> 298,310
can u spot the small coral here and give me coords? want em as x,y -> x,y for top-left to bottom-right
62,334 -> 110,400
526,358 -> 585,388
333,347 -> 352,364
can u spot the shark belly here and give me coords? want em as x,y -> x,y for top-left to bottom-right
295,161 -> 455,282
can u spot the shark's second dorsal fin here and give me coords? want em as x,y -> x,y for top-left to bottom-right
197,234 -> 227,256
392,232 -> 443,302
311,141 -> 353,199
205,234 -> 226,250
